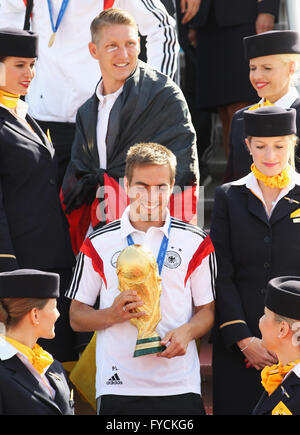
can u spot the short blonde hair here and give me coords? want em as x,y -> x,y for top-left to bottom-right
274,312 -> 298,326
125,143 -> 177,184
90,8 -> 138,43
288,134 -> 298,169
276,53 -> 300,86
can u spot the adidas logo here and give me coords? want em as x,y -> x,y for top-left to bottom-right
106,373 -> 123,385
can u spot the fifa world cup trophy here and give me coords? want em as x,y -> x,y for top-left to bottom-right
116,244 -> 166,357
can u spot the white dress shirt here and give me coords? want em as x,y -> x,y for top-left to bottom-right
96,81 -> 123,170
259,86 -> 299,108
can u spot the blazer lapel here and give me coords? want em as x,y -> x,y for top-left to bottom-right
3,356 -> 62,414
270,186 -> 300,226
0,108 -> 54,156
252,391 -> 268,415
247,182 -> 300,226
46,369 -> 72,411
254,373 -> 299,415
253,386 -> 288,415
247,189 -> 270,226
26,115 -> 54,152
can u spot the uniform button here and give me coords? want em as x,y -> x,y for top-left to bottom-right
264,262 -> 270,269
264,236 -> 271,243
49,178 -> 55,185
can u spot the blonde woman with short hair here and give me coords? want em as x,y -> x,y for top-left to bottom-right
225,30 -> 300,182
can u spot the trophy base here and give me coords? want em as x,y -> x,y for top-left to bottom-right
133,336 -> 166,357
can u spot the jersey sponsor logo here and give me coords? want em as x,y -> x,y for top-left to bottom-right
164,250 -> 181,269
106,373 -> 123,385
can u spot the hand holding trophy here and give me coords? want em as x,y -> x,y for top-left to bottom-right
116,244 -> 166,357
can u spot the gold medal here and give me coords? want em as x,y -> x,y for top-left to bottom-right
48,32 -> 56,48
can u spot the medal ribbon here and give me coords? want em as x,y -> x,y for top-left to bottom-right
126,221 -> 171,275
47,0 -> 70,36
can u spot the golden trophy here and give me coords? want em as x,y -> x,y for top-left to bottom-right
116,244 -> 166,357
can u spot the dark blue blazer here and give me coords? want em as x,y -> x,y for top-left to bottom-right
210,175 -> 300,347
224,98 -> 300,183
253,371 -> 300,415
0,356 -> 74,415
0,107 -> 74,272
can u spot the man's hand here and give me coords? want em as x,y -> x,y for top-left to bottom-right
158,323 -> 192,358
69,290 -> 145,332
256,13 -> 275,34
181,0 -> 201,24
109,290 -> 146,325
157,301 -> 214,359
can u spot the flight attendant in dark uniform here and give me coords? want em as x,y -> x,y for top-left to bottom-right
192,0 -> 279,156
225,30 -> 300,181
0,28 -> 75,362
210,106 -> 300,414
0,269 -> 74,415
253,276 -> 300,415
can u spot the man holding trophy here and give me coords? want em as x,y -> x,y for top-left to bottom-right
66,142 -> 216,415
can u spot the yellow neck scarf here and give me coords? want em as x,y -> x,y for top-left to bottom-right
261,359 -> 300,396
251,163 -> 291,189
4,335 -> 53,374
0,90 -> 20,109
248,99 -> 273,111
